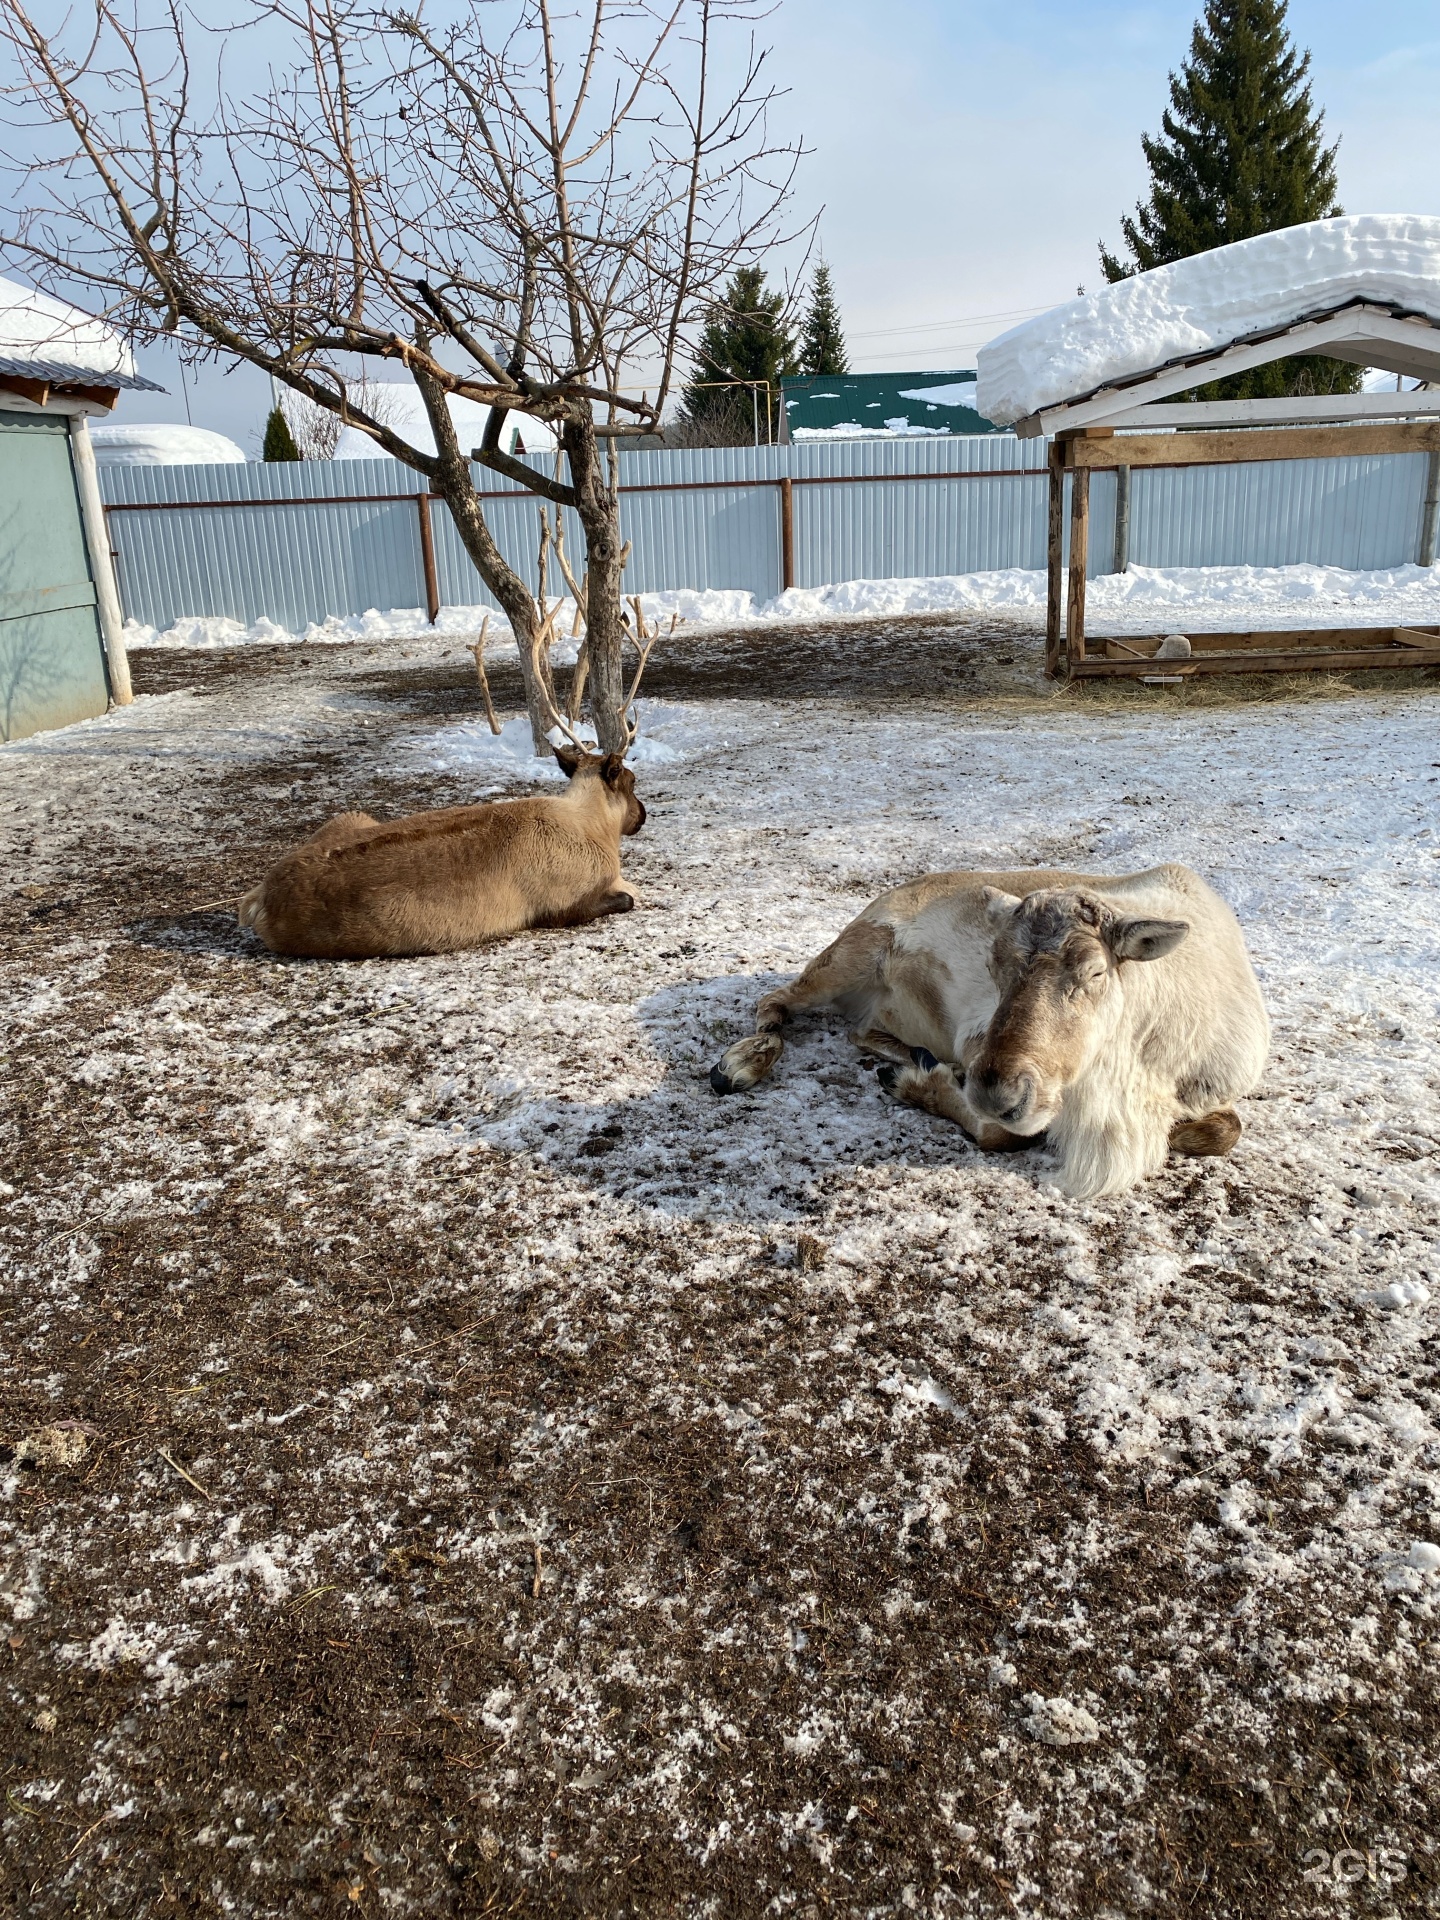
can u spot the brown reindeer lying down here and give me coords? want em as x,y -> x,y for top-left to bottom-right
238,747 -> 645,959
711,864 -> 1270,1198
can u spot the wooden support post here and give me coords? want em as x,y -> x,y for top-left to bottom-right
68,414 -> 132,706
779,476 -> 795,591
1045,442 -> 1064,678
417,492 -> 441,624
1419,449 -> 1440,568
1065,463 -> 1089,675
1113,464 -> 1131,575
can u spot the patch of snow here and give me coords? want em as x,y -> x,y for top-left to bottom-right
897,380 -> 980,410
122,560 -> 1440,654
412,700 -> 737,786
978,214 -> 1440,423
1021,1694 -> 1102,1745
1359,1279 -> 1432,1311
88,423 -> 246,466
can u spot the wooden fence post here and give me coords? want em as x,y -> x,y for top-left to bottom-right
417,492 -> 441,624
1113,464 -> 1131,575
1419,449 -> 1440,568
1045,442 -> 1064,677
779,475 -> 795,592
1065,457 -> 1089,676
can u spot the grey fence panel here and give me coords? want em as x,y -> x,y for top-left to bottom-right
98,438 -> 1431,633
1130,453 -> 1429,572
110,493 -> 431,631
620,482 -> 782,599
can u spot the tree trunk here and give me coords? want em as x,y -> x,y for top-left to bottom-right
563,415 -> 629,755
432,458 -> 556,754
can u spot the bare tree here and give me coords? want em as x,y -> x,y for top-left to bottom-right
282,376 -> 405,461
0,0 -> 806,752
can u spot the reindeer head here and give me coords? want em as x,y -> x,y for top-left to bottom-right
553,747 -> 647,834
963,887 -> 1190,1135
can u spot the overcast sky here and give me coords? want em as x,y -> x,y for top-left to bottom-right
113,0 -> 1440,451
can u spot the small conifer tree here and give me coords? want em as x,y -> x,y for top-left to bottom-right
262,404 -> 302,460
1100,0 -> 1359,398
799,262 -> 848,376
680,265 -> 797,443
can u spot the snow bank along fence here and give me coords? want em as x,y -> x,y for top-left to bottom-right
98,434 -> 1440,636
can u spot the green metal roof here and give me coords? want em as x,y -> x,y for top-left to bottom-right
779,369 -> 1002,439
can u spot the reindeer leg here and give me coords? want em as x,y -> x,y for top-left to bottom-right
1168,1108 -> 1242,1158
534,883 -> 637,930
879,1053 -> 1035,1153
711,919 -> 893,1096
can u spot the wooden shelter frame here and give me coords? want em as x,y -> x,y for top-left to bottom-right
1025,301 -> 1440,681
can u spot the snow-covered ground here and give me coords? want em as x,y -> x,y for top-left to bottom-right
2,615 -> 1437,1914
122,558 -> 1440,653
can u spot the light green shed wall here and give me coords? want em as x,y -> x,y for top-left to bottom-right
0,409 -> 111,743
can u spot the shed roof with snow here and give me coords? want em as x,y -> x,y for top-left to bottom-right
977,215 -> 1440,438
0,274 -> 163,404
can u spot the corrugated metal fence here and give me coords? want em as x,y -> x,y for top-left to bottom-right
99,436 -> 1433,633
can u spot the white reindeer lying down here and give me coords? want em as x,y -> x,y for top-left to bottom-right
711,864 -> 1269,1199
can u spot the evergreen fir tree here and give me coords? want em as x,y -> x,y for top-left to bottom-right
799,262 -> 848,376
1100,0 -> 1358,398
681,266 -> 797,443
263,404 -> 302,460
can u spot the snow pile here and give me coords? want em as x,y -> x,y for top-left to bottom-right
121,560 -> 1440,653
332,382 -> 558,461
0,273 -> 136,379
88,423 -> 246,466
977,214 -> 1440,423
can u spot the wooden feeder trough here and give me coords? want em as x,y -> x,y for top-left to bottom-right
1020,300 -> 1440,681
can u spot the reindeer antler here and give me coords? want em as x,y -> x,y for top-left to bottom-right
621,596 -> 658,750
466,614 -> 502,735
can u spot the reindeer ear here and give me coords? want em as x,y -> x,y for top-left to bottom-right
553,746 -> 583,779
1109,917 -> 1189,962
980,885 -> 1022,923
600,754 -> 624,787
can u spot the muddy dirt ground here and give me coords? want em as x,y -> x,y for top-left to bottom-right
2,615 -> 1437,1918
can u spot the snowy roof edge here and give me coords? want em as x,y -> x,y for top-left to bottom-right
1020,296 -> 1437,423
0,353 -> 164,393
976,216 -> 1440,427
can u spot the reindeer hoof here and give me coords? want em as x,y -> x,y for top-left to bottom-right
1169,1108 -> 1242,1158
911,1046 -> 940,1072
876,1062 -> 902,1095
710,1032 -> 783,1095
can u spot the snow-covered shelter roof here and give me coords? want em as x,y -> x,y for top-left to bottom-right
88,423 -> 245,466
977,216 -> 1440,434
0,275 -> 162,392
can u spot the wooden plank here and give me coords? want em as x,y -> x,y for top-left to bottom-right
1103,626 -> 1439,659
1075,645 -> 1440,679
1045,443 -> 1064,677
1065,421 -> 1440,470
1099,392 -> 1440,430
1065,465 -> 1089,673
